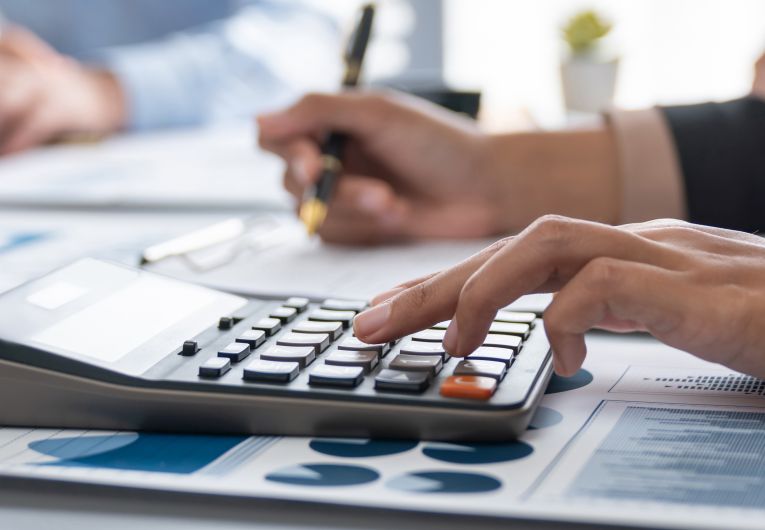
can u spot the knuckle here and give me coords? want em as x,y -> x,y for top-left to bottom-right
528,214 -> 576,247
579,257 -> 624,292
396,282 -> 431,313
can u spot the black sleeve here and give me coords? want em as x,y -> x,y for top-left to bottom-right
660,96 -> 765,232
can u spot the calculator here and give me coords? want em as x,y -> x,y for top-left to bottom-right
0,259 -> 552,441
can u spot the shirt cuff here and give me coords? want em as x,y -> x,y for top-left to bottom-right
607,107 -> 687,223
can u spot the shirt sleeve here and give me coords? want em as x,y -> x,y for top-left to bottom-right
606,107 -> 687,224
100,1 -> 342,130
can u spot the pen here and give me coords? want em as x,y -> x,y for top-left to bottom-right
299,3 -> 376,236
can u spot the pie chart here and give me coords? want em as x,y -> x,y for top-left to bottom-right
528,406 -> 563,430
545,369 -> 593,394
309,438 -> 418,458
265,463 -> 379,487
387,471 -> 501,494
421,441 -> 533,464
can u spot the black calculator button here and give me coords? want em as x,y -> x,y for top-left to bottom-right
284,297 -> 310,313
235,329 -> 266,349
399,341 -> 449,362
260,345 -> 315,368
218,316 -> 234,330
252,317 -> 281,336
482,333 -> 522,352
375,369 -> 430,393
308,309 -> 355,329
320,298 -> 367,313
389,354 -> 442,377
325,350 -> 379,373
270,306 -> 297,323
453,359 -> 507,380
467,346 -> 514,366
292,320 -> 343,341
180,340 -> 199,356
411,329 -> 447,343
199,357 -> 231,378
243,359 -> 299,383
309,364 -> 364,388
218,342 -> 251,363
337,336 -> 390,356
276,332 -> 329,355
495,310 -> 536,327
488,322 -> 530,339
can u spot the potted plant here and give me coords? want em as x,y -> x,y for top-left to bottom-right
560,10 -> 618,113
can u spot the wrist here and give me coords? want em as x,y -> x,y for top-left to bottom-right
79,68 -> 127,134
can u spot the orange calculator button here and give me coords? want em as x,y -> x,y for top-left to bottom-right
440,375 -> 497,400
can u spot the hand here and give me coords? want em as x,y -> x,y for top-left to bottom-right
353,216 -> 765,379
0,26 -> 126,154
753,53 -> 765,99
258,91 -> 620,245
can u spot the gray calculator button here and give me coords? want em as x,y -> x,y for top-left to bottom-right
309,364 -> 364,388
375,369 -> 430,393
252,317 -> 281,336
411,329 -> 447,343
325,350 -> 379,373
270,306 -> 298,323
399,341 -> 449,361
495,310 -> 536,327
453,359 -> 507,380
218,342 -> 251,363
235,329 -> 266,349
308,309 -> 355,328
482,333 -> 522,352
284,297 -> 310,313
337,336 -> 390,356
467,346 -> 514,366
260,345 -> 315,368
292,320 -> 343,341
243,359 -> 299,383
199,357 -> 231,378
276,332 -> 329,355
488,322 -> 530,339
180,340 -> 199,356
320,298 -> 367,313
389,354 -> 442,377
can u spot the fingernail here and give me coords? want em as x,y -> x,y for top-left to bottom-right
353,302 -> 391,338
291,158 -> 310,185
371,287 -> 404,306
443,318 -> 459,353
358,189 -> 387,213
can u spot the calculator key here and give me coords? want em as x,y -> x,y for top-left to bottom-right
488,322 -> 530,339
308,309 -> 355,328
325,350 -> 379,373
252,317 -> 281,336
375,369 -> 430,393
284,297 -> 310,313
398,341 -> 449,361
430,321 -> 451,330
309,364 -> 364,388
218,316 -> 234,330
270,306 -> 298,323
482,333 -> 522,352
243,359 -> 299,383
218,342 -> 251,363
235,329 -> 266,349
320,298 -> 367,313
261,345 -> 315,368
389,354 -> 442,377
495,310 -> 536,327
467,346 -> 514,366
411,329 -> 447,343
276,332 -> 330,355
337,336 -> 390,356
199,357 -> 231,378
180,340 -> 199,356
292,320 -> 343,341
440,376 -> 497,400
453,359 -> 507,380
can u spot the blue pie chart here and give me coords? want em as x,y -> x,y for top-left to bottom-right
421,441 -> 533,464
545,369 -> 593,394
309,438 -> 418,458
388,471 -> 501,494
528,406 -> 563,430
265,463 -> 379,487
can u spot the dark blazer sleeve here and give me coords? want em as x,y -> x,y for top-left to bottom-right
660,97 -> 765,232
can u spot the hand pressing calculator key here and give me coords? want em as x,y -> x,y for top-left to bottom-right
0,259 -> 552,441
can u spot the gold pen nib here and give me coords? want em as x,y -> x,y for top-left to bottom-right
299,198 -> 328,236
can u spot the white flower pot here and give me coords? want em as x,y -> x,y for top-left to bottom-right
560,55 -> 619,113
